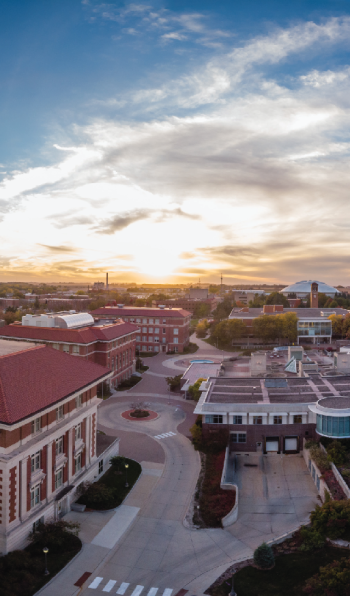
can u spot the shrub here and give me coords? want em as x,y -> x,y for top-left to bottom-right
29,520 -> 80,548
326,441 -> 348,466
299,526 -> 325,551
253,543 -> 275,569
188,378 -> 206,402
110,455 -> 126,471
303,556 -> 350,595
198,450 -> 235,527
309,445 -> 330,473
165,375 -> 182,391
310,500 -> 350,539
190,422 -> 203,450
305,440 -> 319,449
78,483 -> 116,509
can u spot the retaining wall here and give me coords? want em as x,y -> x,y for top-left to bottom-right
220,447 -> 239,526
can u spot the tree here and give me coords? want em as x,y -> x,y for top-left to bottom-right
303,556 -> 350,595
211,319 -> 246,346
252,316 -> 280,342
166,375 -> 182,391
193,303 -> 211,318
317,292 -> 328,308
249,293 -> 266,308
212,297 -> 234,320
188,378 -> 206,401
279,312 -> 298,342
196,319 -> 210,338
265,292 -> 289,307
253,543 -> 275,569
328,314 -> 344,338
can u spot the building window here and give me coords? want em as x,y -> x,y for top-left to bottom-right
99,460 -> 104,474
154,336 -> 159,342
63,344 -> 70,353
136,318 -> 141,323
75,394 -> 83,408
52,343 -> 59,350
163,319 -> 166,324
56,436 -> 64,456
231,433 -> 246,443
31,417 -> 42,435
33,516 -> 44,532
294,415 -> 302,424
31,451 -> 41,473
173,338 -> 178,344
30,485 -> 41,509
163,328 -> 166,334
142,346 -> 147,351
149,327 -> 153,333
136,335 -> 140,341
72,345 -> 79,354
149,318 -> 154,324
56,405 -> 64,421
174,328 -> 178,335
75,453 -> 82,473
205,415 -> 223,424
253,416 -> 263,425
75,423 -> 82,440
233,416 -> 243,424
142,336 -> 147,342
142,318 -> 147,324
162,338 -> 166,344
274,416 -> 282,425
154,346 -> 159,352
155,327 -> 159,333
155,319 -> 160,324
55,468 -> 63,490
142,327 -> 147,333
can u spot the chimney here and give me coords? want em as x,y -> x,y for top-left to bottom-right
310,282 -> 318,308
106,272 -> 109,291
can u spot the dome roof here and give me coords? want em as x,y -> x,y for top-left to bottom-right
281,280 -> 340,295
55,313 -> 94,329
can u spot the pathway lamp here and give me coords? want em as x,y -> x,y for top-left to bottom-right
43,547 -> 49,576
229,570 -> 237,596
125,463 -> 129,488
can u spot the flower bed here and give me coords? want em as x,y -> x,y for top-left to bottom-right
193,450 -> 236,528
129,410 -> 150,418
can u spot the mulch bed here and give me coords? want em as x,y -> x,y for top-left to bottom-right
323,469 -> 347,500
121,409 -> 158,421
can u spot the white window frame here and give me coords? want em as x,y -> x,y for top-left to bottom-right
56,405 -> 64,421
31,417 -> 42,435
31,451 -> 41,473
75,423 -> 82,440
75,453 -> 82,473
30,484 -> 41,509
55,468 -> 63,490
56,436 -> 64,456
75,394 -> 83,409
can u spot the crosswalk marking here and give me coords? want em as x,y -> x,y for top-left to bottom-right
102,580 -> 117,592
162,590 -> 173,596
88,577 -> 103,589
131,586 -> 144,596
116,583 -> 130,595
154,432 -> 176,439
147,588 -> 158,596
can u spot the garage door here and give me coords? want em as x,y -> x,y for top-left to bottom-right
285,437 -> 298,451
266,438 -> 279,452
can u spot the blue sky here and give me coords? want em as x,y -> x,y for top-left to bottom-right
0,0 -> 350,283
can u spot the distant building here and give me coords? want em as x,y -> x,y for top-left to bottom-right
90,306 -> 191,353
152,295 -> 220,314
280,280 -> 340,299
189,288 -> 209,299
0,312 -> 137,388
92,282 -> 105,291
0,341 -> 117,554
229,305 -> 349,345
231,289 -> 265,305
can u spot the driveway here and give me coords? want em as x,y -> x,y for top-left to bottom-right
226,452 -> 319,547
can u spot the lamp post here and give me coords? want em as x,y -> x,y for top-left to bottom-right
43,547 -> 49,576
229,570 -> 237,596
125,463 -> 129,488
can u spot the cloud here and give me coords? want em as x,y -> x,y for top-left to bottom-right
37,244 -> 77,253
96,210 -> 150,234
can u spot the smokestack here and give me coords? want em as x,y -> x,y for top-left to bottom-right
106,272 -> 109,291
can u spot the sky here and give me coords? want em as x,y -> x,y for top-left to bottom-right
1,0 -> 350,285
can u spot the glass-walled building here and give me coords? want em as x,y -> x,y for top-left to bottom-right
309,397 -> 350,438
297,319 -> 332,345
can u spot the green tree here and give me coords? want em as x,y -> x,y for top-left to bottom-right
265,292 -> 289,307
211,319 -> 246,346
212,297 -> 234,320
196,319 -> 210,338
253,543 -> 275,569
249,293 -> 266,307
252,315 -> 280,342
303,556 -> 350,595
188,378 -> 206,401
279,312 -> 298,342
328,314 -> 344,338
193,303 -> 211,318
166,375 -> 182,391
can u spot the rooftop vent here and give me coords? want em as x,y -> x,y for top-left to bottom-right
117,304 -> 124,308
159,305 -> 165,309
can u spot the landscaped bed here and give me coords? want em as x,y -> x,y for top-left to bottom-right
208,547 -> 350,596
0,521 -> 81,596
116,375 -> 142,391
76,457 -> 141,510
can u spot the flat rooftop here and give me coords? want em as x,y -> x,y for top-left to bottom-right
230,307 -> 348,319
0,339 -> 37,356
205,374 -> 350,405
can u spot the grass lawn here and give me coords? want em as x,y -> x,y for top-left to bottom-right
208,548 -> 350,596
0,533 -> 81,596
77,458 -> 141,510
203,337 -> 241,352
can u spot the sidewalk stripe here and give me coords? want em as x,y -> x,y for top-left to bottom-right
88,577 -> 103,589
103,580 -> 117,592
117,583 -> 130,595
168,432 -> 176,436
131,586 -> 144,596
91,505 -> 140,549
147,588 -> 158,596
162,590 -> 173,596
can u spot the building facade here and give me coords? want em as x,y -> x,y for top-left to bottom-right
195,373 -> 350,454
0,342 -> 117,554
0,313 -> 137,388
90,306 -> 191,353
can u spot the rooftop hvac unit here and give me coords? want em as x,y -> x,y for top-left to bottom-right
159,305 -> 165,309
117,304 -> 124,308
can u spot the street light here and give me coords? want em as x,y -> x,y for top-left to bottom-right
125,463 -> 129,488
43,546 -> 49,576
229,570 -> 237,596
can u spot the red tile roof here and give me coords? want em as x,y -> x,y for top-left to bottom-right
0,320 -> 138,344
0,345 -> 110,425
90,307 -> 191,318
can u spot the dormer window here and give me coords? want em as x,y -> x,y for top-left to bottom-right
56,405 -> 64,421
75,394 -> 83,409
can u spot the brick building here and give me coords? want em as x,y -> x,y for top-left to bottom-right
194,374 -> 350,454
0,341 -> 118,554
0,312 -> 137,388
151,296 -> 220,315
90,306 -> 191,353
